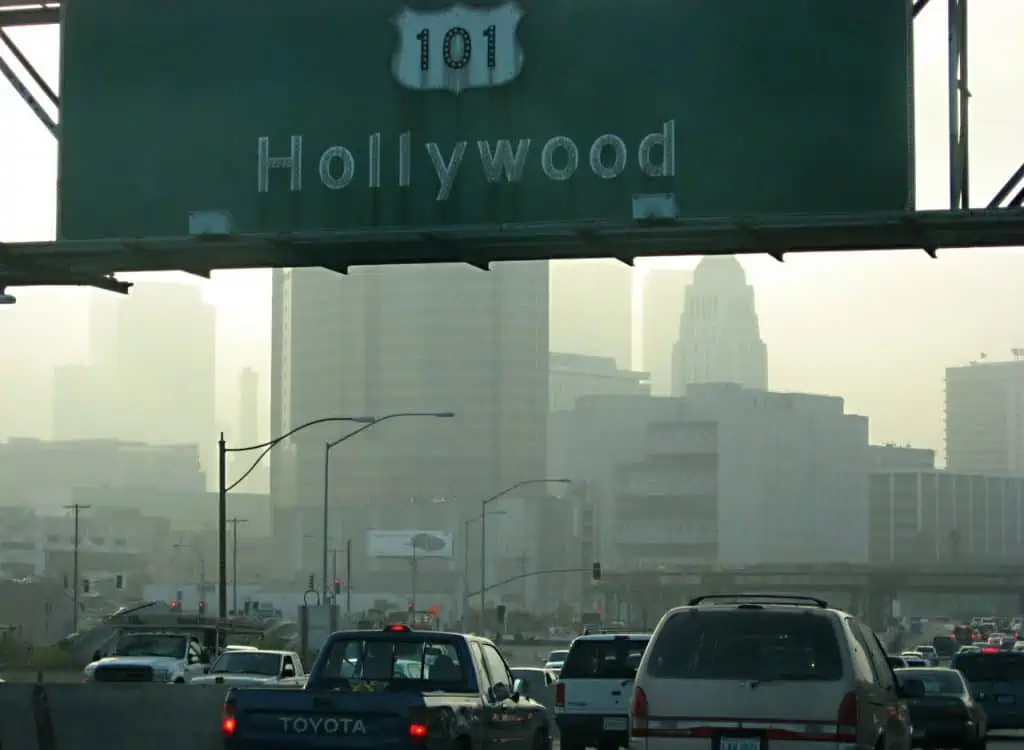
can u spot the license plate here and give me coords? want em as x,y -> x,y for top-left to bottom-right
721,738 -> 762,750
603,717 -> 627,731
998,695 -> 1016,704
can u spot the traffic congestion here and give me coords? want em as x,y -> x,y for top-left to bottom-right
52,598 -> 1024,750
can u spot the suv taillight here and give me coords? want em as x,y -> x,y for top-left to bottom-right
631,686 -> 649,736
555,682 -> 565,708
836,691 -> 857,741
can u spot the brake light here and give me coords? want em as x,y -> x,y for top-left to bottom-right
386,624 -> 410,632
555,682 -> 565,708
836,692 -> 858,742
409,723 -> 428,739
631,686 -> 649,737
221,697 -> 237,738
982,647 -> 1000,653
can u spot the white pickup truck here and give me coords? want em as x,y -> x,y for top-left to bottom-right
190,648 -> 305,687
84,631 -> 212,684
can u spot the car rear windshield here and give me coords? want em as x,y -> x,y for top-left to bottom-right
645,610 -> 843,681
955,653 -> 1024,683
561,638 -> 648,679
897,668 -> 965,695
316,636 -> 468,691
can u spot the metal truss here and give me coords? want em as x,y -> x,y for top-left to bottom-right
0,0 -> 1022,298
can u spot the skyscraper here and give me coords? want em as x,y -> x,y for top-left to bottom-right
641,268 -> 693,395
271,264 -> 549,571
671,256 -> 767,395
549,260 -> 632,368
945,356 -> 1024,474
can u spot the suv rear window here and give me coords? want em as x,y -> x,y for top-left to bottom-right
561,638 -> 648,679
645,610 -> 843,681
955,653 -> 1024,683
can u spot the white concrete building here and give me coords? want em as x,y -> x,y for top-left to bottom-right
550,384 -> 870,571
549,352 -> 650,412
945,357 -> 1024,474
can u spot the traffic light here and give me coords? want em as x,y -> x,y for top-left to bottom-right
408,600 -> 414,612
82,577 -> 90,593
114,574 -> 125,590
307,573 -> 315,591
496,604 -> 507,624
170,600 -> 179,609
334,578 -> 342,595
592,562 -> 602,581
198,600 -> 206,613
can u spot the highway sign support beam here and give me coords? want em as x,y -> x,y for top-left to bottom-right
1,0 -> 1022,290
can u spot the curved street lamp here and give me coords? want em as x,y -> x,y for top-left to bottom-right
217,415 -> 373,619
320,411 -> 455,602
479,478 -> 572,611
216,411 -> 456,619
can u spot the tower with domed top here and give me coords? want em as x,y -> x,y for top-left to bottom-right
670,255 -> 767,396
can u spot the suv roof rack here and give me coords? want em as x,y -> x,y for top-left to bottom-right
688,593 -> 829,608
581,627 -> 647,635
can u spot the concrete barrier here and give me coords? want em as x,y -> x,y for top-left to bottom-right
0,684 -> 40,750
0,684 -> 230,750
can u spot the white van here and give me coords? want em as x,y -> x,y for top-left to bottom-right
629,594 -> 922,750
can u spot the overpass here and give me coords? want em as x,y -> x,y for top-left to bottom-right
596,563 -> 1024,626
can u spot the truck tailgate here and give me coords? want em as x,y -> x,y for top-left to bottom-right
229,689 -> 429,749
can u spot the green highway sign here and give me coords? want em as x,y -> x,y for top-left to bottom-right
57,0 -> 913,242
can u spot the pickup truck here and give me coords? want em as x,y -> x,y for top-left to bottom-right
84,630 -> 212,683
191,649 -> 305,687
222,623 -> 551,750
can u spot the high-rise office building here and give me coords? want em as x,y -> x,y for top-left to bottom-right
549,260 -> 632,369
945,356 -> 1024,474
671,256 -> 767,395
641,268 -> 692,395
58,284 -> 218,475
271,264 -> 549,572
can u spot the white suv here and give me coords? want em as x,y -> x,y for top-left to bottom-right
629,594 -> 924,750
555,630 -> 651,750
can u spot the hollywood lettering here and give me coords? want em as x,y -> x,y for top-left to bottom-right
256,121 -> 674,200
279,716 -> 367,735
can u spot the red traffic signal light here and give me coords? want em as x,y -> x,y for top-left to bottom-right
333,578 -> 342,594
407,600 -> 414,611
170,600 -> 179,609
198,601 -> 206,612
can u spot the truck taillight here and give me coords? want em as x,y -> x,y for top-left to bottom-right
409,723 -> 428,739
222,697 -> 237,738
631,687 -> 649,736
555,682 -> 565,708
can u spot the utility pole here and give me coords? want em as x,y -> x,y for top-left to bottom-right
345,539 -> 352,614
228,517 -> 248,615
64,503 -> 91,633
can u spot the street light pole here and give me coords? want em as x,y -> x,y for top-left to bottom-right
320,411 -> 454,603
64,503 -> 91,633
217,416 -> 375,620
480,479 -> 571,616
463,510 -> 505,621
229,517 -> 248,614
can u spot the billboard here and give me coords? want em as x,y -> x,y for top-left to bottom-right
57,0 -> 913,242
368,530 -> 455,559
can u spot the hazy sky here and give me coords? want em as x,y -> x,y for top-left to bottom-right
1,2 -> 1022,460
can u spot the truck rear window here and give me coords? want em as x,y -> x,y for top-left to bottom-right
956,653 -> 1024,683
645,610 -> 843,681
317,636 -> 468,690
561,639 -> 648,679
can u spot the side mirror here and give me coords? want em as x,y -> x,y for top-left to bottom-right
491,683 -> 511,702
92,650 -> 102,662
202,666 -> 210,674
188,654 -> 201,664
282,664 -> 296,677
513,678 -> 526,695
899,677 -> 926,698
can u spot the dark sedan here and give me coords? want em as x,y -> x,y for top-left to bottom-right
896,667 -> 987,750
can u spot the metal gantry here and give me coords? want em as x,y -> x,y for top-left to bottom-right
0,0 -> 1022,295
